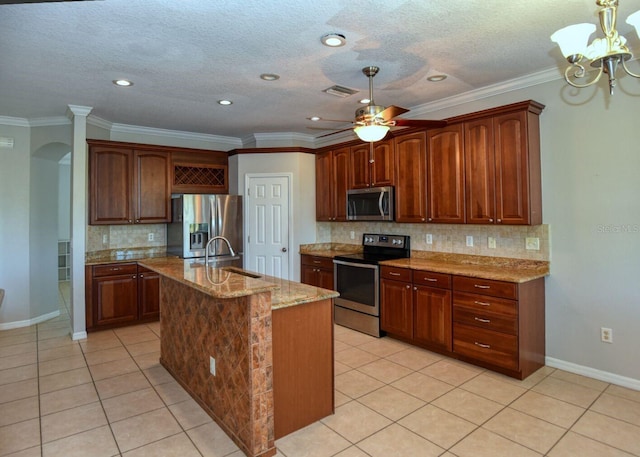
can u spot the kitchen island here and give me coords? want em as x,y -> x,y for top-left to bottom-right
138,257 -> 338,457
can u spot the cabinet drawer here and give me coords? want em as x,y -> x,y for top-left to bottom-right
453,307 -> 517,335
380,266 -> 412,282
412,270 -> 451,289
453,276 -> 517,299
93,263 -> 137,277
453,292 -> 516,317
453,323 -> 518,370
301,255 -> 334,270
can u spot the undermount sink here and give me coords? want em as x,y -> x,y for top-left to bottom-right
222,267 -> 262,279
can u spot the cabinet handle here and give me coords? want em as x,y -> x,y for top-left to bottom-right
413,286 -> 417,291
474,284 -> 491,289
474,317 -> 491,323
423,277 -> 437,282
389,272 -> 401,276
128,220 -> 132,223
497,219 -> 502,223
139,274 -> 144,278
489,218 -> 494,222
111,267 -> 121,272
132,275 -> 137,279
406,285 -> 411,289
474,300 -> 491,306
313,260 -> 322,264
474,342 -> 491,349
421,218 -> 425,221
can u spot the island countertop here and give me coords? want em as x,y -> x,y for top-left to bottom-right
137,257 -> 338,308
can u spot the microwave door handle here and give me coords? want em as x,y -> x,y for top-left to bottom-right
378,192 -> 385,217
349,199 -> 356,219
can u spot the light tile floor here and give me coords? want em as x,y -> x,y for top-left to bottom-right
1,282 -> 639,456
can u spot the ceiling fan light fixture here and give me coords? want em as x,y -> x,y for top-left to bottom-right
321,33 -> 346,47
354,125 -> 389,142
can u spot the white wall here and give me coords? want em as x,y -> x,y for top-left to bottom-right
233,152 -> 316,281
0,124 -> 31,324
58,161 -> 71,240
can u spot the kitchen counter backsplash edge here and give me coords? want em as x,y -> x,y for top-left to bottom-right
86,247 -> 169,265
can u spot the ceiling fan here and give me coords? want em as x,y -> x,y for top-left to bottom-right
311,66 -> 447,142
2,0 -> 97,4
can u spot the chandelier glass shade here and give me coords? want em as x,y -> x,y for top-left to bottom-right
550,0 -> 640,94
354,125 -> 390,142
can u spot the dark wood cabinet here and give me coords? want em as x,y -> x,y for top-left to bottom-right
380,274 -> 413,339
86,262 -> 160,331
413,271 -> 453,351
88,141 -> 170,225
315,147 -> 349,221
427,124 -> 465,223
300,255 -> 334,290
170,149 -> 228,194
349,140 -> 395,189
394,132 -> 427,223
463,101 -> 543,225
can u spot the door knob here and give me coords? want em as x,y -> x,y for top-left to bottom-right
281,247 -> 288,252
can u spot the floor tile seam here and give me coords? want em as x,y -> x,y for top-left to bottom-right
0,410 -> 41,430
544,373 -> 611,395
36,330 -> 74,342
37,349 -> 85,365
583,402 -> 640,430
351,394 -> 426,424
0,341 -> 38,354
40,418 -> 110,446
39,378 -> 94,396
96,383 -> 155,402
80,343 -> 126,355
601,389 -> 640,406
106,402 -> 168,426
548,371 -> 611,393
330,444 -> 373,457
473,424 -> 548,455
35,325 -> 44,453
360,420 -> 448,454
108,430 -> 191,456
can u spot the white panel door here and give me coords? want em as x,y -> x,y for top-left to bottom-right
246,174 -> 290,279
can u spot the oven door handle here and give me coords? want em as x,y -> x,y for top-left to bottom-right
333,259 -> 379,270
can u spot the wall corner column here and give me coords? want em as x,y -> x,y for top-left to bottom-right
67,105 -> 92,340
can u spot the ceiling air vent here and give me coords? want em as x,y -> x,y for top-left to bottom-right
323,85 -> 358,98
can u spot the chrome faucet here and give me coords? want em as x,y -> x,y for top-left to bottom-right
205,236 -> 236,267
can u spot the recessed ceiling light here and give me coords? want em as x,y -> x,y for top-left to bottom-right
308,116 -> 321,121
427,74 -> 448,82
321,33 -> 346,47
260,73 -> 280,81
218,100 -> 233,106
113,79 -> 133,87
359,98 -> 371,104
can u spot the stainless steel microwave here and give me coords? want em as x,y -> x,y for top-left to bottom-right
347,186 -> 394,221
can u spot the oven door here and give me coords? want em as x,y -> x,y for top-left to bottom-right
333,260 -> 379,316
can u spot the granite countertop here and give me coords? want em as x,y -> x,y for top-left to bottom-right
138,257 -> 339,308
299,242 -> 361,259
86,247 -> 169,265
381,252 -> 549,283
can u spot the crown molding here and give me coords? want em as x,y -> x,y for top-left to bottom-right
87,115 -> 113,131
109,122 -> 242,149
0,116 -> 30,127
29,116 -> 72,127
66,105 -> 93,118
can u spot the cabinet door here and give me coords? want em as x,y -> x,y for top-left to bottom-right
134,150 -> 171,224
371,140 -> 395,187
333,147 -> 350,221
349,143 -> 371,189
317,268 -> 334,291
138,268 -> 160,320
93,274 -> 138,327
380,279 -> 413,338
301,264 -> 319,286
493,111 -> 530,225
414,285 -> 452,351
89,146 -> 133,225
464,118 -> 496,224
315,151 -> 334,221
394,132 -> 427,223
427,124 -> 465,223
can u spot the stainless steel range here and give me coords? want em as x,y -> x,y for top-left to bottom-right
333,234 -> 410,337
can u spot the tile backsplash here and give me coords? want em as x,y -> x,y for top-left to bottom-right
86,224 -> 166,252
318,222 -> 550,261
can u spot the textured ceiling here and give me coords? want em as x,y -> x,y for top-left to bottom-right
1,0 -> 639,141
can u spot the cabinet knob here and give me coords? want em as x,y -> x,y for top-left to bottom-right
139,274 -> 144,278
428,218 -> 432,222
497,219 -> 502,223
132,275 -> 137,279
413,286 -> 417,291
421,218 -> 425,222
406,285 -> 411,289
128,220 -> 132,223
489,218 -> 494,222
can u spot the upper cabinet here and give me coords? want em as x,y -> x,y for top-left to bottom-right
464,101 -> 543,225
315,146 -> 349,221
394,132 -> 428,223
89,142 -> 170,225
88,140 -> 229,225
349,140 -> 395,189
427,124 -> 465,224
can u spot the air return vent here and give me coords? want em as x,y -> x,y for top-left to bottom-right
323,85 -> 358,98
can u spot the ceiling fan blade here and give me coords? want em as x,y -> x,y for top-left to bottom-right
309,118 -> 353,123
3,0 -> 97,3
315,127 -> 355,138
379,105 -> 410,121
392,119 -> 447,128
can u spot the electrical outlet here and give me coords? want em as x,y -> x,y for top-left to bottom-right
148,233 -> 154,242
601,327 -> 613,343
488,237 -> 497,249
209,356 -> 216,376
102,234 -> 108,244
350,231 -> 355,240
525,237 -> 540,250
426,234 -> 433,245
466,235 -> 473,247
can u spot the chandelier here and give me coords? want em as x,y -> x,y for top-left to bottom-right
550,0 -> 640,94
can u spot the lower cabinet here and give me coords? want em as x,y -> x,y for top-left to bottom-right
380,265 -> 545,379
380,266 -> 452,352
300,255 -> 334,290
86,262 -> 160,331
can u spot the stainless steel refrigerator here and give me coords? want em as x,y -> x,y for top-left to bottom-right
167,194 -> 243,266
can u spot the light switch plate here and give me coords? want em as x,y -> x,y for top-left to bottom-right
525,237 -> 540,250
466,235 -> 473,247
209,356 -> 216,376
488,237 -> 496,249
426,234 -> 433,245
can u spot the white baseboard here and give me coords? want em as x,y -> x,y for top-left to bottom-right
546,356 -> 640,391
72,331 -> 87,341
0,310 -> 61,331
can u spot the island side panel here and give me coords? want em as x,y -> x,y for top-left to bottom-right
272,298 -> 335,439
159,277 -> 275,457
